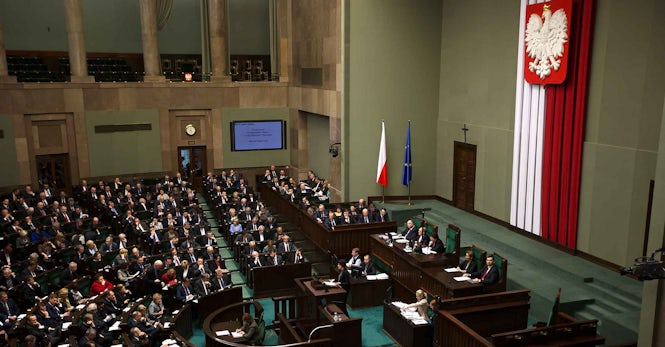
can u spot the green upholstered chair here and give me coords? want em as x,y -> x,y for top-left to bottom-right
445,224 -> 461,266
487,252 -> 508,293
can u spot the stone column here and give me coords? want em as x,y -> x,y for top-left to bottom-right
140,0 -> 165,82
63,0 -> 94,83
277,0 -> 291,83
208,0 -> 231,82
0,18 -> 16,83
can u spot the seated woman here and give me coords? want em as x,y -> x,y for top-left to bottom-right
428,233 -> 445,254
236,312 -> 261,345
89,273 -> 113,296
89,251 -> 106,273
401,289 -> 429,321
147,293 -> 165,321
229,218 -> 243,235
161,268 -> 178,287
114,248 -> 129,265
457,250 -> 478,273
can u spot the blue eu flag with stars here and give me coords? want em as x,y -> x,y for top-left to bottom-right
401,122 -> 412,186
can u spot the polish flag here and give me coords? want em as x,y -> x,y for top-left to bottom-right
376,121 -> 388,186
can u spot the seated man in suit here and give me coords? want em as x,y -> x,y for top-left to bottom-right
60,261 -> 80,286
0,291 -> 20,326
194,273 -> 214,297
402,220 -> 418,242
414,227 -> 429,247
211,268 -> 232,291
428,233 -> 445,254
291,249 -> 305,264
376,208 -> 390,222
266,249 -> 283,266
248,251 -> 264,269
357,208 -> 374,224
457,250 -> 478,273
463,255 -> 499,284
175,278 -> 195,303
323,210 -> 339,229
277,235 -> 296,253
360,254 -> 376,276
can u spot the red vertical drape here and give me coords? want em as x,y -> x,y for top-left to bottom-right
541,0 -> 595,249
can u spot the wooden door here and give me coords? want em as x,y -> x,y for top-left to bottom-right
36,154 -> 71,195
178,146 -> 207,192
453,141 -> 476,211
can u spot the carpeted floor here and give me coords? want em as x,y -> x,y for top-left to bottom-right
189,196 -> 640,346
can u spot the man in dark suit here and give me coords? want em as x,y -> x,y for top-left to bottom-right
211,268 -> 231,291
266,249 -> 283,266
277,235 -> 295,253
0,291 -> 20,325
60,261 -> 80,286
377,208 -> 390,222
323,211 -> 339,229
360,254 -> 376,276
357,208 -> 374,224
194,273 -> 213,297
176,278 -> 195,303
402,220 -> 418,242
464,255 -> 499,284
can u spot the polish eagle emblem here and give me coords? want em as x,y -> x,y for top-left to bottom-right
525,3 -> 569,82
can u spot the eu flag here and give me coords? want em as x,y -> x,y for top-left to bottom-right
401,122 -> 412,186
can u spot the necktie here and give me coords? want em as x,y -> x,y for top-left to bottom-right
480,267 -> 491,281
285,243 -> 289,252
218,279 -> 224,290
184,287 -> 189,296
365,217 -> 369,223
4,302 -> 9,314
331,219 -> 336,227
203,282 -> 208,295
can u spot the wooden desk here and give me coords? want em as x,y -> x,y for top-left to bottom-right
383,303 -> 433,347
348,276 -> 391,309
295,278 -> 347,321
259,184 -> 397,256
316,304 -> 362,347
370,235 -> 483,300
252,262 -> 312,299
209,320 -> 244,344
195,286 -> 244,322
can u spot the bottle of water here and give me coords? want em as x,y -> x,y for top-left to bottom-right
333,312 -> 339,322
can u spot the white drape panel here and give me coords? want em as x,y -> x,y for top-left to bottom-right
510,0 -> 546,235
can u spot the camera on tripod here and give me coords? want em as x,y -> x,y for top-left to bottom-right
620,248 -> 665,281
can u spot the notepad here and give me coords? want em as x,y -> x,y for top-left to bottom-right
412,318 -> 429,325
231,332 -> 244,338
216,330 -> 230,336
445,267 -> 460,273
453,276 -> 471,282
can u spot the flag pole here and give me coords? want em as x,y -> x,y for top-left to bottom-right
407,120 -> 412,206
382,186 -> 385,204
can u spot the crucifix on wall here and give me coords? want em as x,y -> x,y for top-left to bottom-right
462,124 -> 469,143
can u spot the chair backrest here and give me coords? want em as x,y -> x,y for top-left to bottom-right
468,244 -> 487,272
258,319 -> 266,342
445,224 -> 461,259
490,252 -> 508,291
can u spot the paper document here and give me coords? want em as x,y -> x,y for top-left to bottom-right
412,318 -> 429,325
216,330 -> 230,336
445,267 -> 460,273
453,276 -> 471,282
392,301 -> 407,309
231,332 -> 244,338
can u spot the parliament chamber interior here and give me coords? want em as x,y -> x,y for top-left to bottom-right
0,0 -> 664,346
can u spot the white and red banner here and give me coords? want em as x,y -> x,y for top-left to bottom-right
376,121 -> 388,186
511,0 -> 595,249
524,0 -> 573,84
